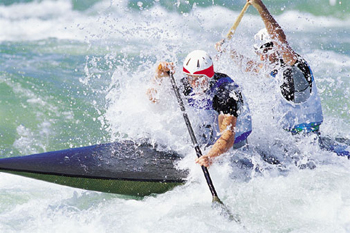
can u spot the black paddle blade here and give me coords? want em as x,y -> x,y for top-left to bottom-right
212,196 -> 241,223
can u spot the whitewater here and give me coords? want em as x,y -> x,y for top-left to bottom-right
1,0 -> 350,232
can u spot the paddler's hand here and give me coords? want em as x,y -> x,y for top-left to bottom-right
147,61 -> 175,103
215,39 -> 240,61
247,0 -> 264,10
195,155 -> 213,168
215,39 -> 226,53
155,61 -> 175,82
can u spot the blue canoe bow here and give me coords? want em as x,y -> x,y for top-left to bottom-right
0,140 -> 188,197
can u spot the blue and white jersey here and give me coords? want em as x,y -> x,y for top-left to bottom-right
181,73 -> 252,148
270,55 -> 323,134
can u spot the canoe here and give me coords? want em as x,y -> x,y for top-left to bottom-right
0,140 -> 188,197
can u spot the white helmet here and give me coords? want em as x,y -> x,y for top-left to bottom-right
254,28 -> 273,51
182,50 -> 214,78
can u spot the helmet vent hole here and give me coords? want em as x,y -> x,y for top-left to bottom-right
186,58 -> 191,66
197,60 -> 200,68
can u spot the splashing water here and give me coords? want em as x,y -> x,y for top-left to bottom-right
1,0 -> 350,232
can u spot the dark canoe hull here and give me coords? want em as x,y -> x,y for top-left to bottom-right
0,141 -> 188,197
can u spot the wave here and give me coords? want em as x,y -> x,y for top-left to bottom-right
0,0 -> 349,43
1,0 -> 349,18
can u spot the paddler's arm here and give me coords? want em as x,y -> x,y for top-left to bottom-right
248,0 -> 298,66
195,114 -> 236,167
146,62 -> 175,103
215,40 -> 261,74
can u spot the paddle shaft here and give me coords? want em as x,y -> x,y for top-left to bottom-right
168,72 -> 219,198
226,2 -> 250,40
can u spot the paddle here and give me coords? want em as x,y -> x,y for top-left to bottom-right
167,69 -> 239,222
226,2 -> 250,40
216,3 -> 249,58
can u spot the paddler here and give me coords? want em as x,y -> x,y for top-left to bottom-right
147,50 -> 252,169
216,0 -> 324,136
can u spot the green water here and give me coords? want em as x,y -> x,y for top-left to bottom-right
0,40 -> 112,156
1,0 -> 349,18
127,0 -> 349,18
1,1 -> 350,232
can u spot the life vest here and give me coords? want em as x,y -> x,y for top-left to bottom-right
182,73 -> 252,147
270,56 -> 323,134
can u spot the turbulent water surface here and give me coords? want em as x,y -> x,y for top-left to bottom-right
1,0 -> 350,232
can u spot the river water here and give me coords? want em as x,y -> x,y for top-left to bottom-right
1,0 -> 350,232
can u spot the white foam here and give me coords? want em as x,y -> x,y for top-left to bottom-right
1,1 -> 348,44
2,1 -> 350,232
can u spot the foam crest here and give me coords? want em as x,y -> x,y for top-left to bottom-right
1,1 -> 349,43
